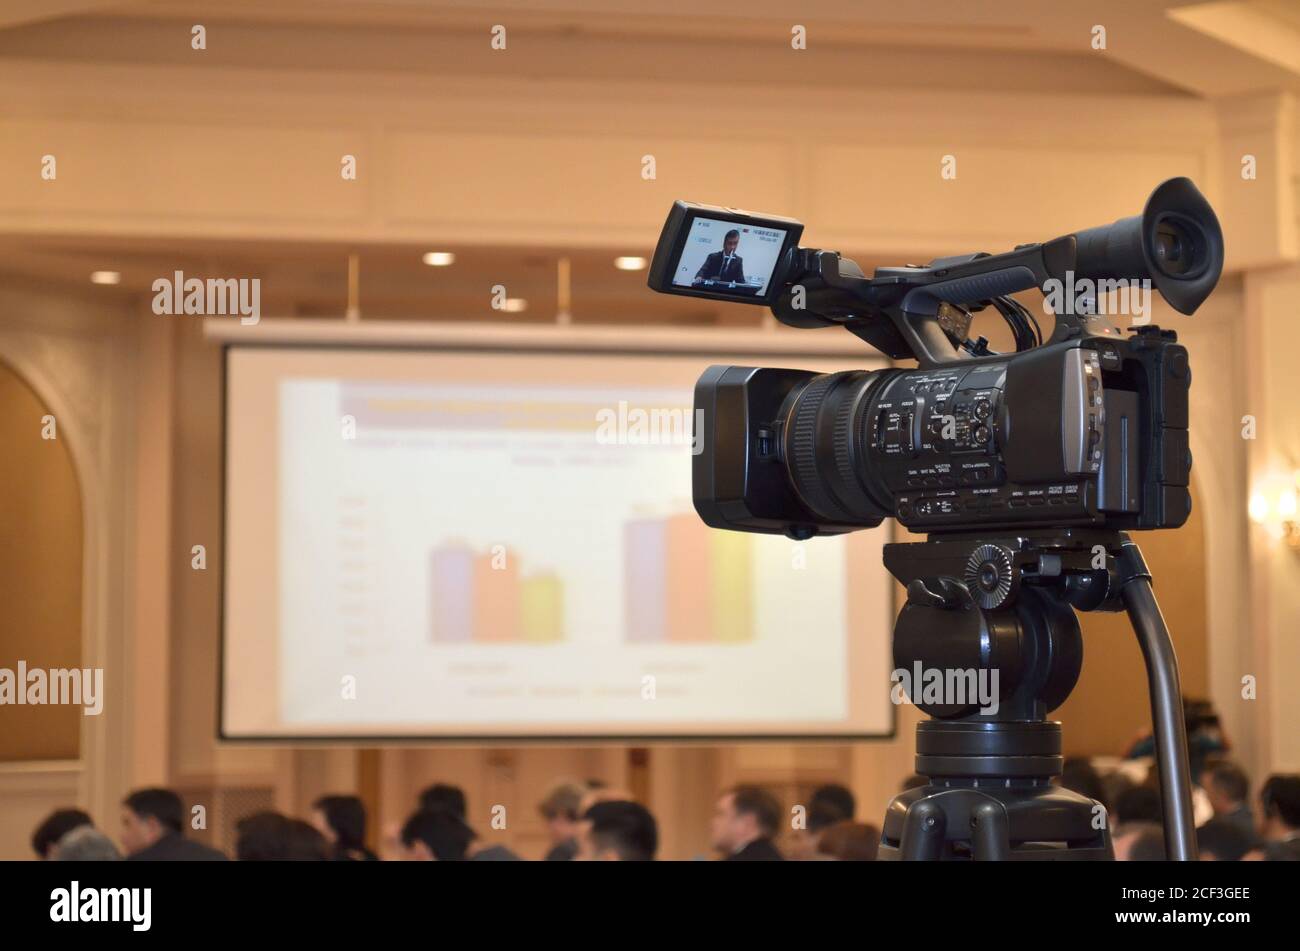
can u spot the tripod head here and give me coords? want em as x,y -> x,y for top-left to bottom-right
879,530 -> 1197,860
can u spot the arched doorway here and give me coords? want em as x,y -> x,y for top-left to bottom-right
0,358 -> 84,761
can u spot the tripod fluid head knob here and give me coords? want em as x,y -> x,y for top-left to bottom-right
964,544 -> 1015,609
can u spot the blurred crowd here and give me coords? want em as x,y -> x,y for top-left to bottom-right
26,695 -> 1298,862
28,757 -> 1300,862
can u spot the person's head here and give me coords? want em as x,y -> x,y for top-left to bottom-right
538,781 -> 587,845
711,785 -> 780,855
312,795 -> 367,851
576,800 -> 658,861
1114,821 -> 1164,861
577,784 -> 633,818
53,826 -> 122,862
1197,817 -> 1254,861
1259,774 -> 1300,838
817,821 -> 880,861
32,808 -> 92,860
900,774 -> 928,793
120,788 -> 184,855
284,819 -> 330,860
723,229 -> 739,254
418,784 -> 467,821
810,784 -> 855,822
400,808 -> 473,861
786,800 -> 850,860
235,811 -> 291,861
1127,827 -> 1167,862
1060,757 -> 1108,810
1114,784 -> 1163,831
1204,760 -> 1250,816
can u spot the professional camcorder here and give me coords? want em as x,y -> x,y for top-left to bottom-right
646,179 -> 1223,540
648,181 -> 1224,860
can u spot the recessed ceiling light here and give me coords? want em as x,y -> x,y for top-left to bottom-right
422,251 -> 455,267
614,256 -> 647,271
500,298 -> 528,313
90,271 -> 121,285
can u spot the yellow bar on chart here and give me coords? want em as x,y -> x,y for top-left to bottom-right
711,530 -> 753,643
521,573 -> 564,643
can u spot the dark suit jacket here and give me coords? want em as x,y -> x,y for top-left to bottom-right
696,250 -> 745,283
127,833 -> 227,861
727,837 -> 783,861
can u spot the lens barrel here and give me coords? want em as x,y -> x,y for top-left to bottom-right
781,369 -> 893,524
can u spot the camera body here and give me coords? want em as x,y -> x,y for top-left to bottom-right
694,331 -> 1190,538
652,181 -> 1221,539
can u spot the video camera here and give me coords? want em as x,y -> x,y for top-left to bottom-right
647,179 -> 1224,539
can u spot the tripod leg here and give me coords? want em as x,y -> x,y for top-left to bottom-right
970,800 -> 1010,861
1115,538 -> 1198,861
898,798 -> 946,860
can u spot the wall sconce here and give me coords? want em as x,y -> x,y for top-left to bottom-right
1248,472 -> 1300,548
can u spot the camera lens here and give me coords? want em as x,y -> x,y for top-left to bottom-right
1152,216 -> 1202,278
780,370 -> 893,524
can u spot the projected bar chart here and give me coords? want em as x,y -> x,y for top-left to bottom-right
623,513 -> 754,644
428,542 -> 564,644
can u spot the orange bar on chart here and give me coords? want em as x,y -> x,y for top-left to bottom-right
665,513 -> 712,641
473,550 -> 520,642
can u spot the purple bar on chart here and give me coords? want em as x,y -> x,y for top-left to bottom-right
429,544 -> 474,643
624,518 -> 666,643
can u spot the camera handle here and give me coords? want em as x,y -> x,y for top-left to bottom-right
773,237 -> 1119,369
1112,537 -> 1198,861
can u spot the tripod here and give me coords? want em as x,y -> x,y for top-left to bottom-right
876,528 -> 1198,861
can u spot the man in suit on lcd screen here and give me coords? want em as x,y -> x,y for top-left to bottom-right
694,228 -> 746,284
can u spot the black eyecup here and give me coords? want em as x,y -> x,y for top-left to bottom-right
1069,177 -> 1224,316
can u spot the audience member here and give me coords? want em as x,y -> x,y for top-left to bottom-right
1203,760 -> 1253,839
811,784 -> 855,822
1114,784 -> 1162,828
1253,774 -> 1300,861
711,785 -> 783,861
312,795 -> 377,861
576,800 -> 658,861
31,808 -> 92,860
236,812 -> 292,861
538,780 -> 587,861
817,821 -> 879,861
1127,827 -> 1167,862
284,818 -> 330,860
899,774 -> 928,793
120,788 -> 226,861
400,808 -> 474,861
1060,757 -> 1108,811
52,825 -> 121,861
787,800 -> 850,860
418,783 -> 467,818
1197,816 -> 1254,861
1114,821 -> 1164,861
415,783 -> 520,860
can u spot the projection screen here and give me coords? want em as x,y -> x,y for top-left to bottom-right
221,341 -> 894,739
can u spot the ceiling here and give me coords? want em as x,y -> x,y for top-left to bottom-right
1,0 -> 1294,325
